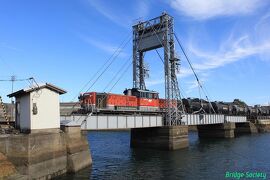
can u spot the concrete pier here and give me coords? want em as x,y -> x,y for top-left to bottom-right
197,122 -> 236,138
130,126 -> 189,150
255,120 -> 270,132
235,122 -> 258,135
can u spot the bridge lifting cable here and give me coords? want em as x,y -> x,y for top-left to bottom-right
83,35 -> 132,94
70,33 -> 132,113
174,33 -> 216,114
108,59 -> 133,93
70,32 -> 132,102
73,26 -> 148,124
154,48 -> 186,112
103,54 -> 133,92
94,58 -> 133,111
150,22 -> 186,115
75,57 -> 133,124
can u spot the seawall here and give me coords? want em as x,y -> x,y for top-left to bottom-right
0,126 -> 92,179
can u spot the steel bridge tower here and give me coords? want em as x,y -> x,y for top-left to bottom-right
132,13 -> 185,126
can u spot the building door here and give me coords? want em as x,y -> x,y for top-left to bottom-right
15,101 -> 20,129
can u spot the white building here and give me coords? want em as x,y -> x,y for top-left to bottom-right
8,83 -> 66,133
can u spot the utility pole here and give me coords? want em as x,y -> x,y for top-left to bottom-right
0,76 -> 33,123
10,75 -> 16,122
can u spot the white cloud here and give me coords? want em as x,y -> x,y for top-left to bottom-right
78,34 -> 128,57
86,0 -> 129,28
86,0 -> 150,27
169,0 -> 266,20
188,36 -> 270,71
0,42 -> 22,52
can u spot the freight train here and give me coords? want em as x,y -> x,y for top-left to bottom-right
182,98 -> 270,119
78,89 -> 270,119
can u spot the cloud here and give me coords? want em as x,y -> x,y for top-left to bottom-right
188,36 -> 270,71
86,0 -> 150,28
173,11 -> 270,96
186,10 -> 270,71
169,0 -> 266,20
0,42 -> 22,52
86,0 -> 128,28
77,33 -> 128,57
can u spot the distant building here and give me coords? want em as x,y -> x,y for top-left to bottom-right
8,83 -> 66,133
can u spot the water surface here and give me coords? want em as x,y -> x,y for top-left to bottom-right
58,131 -> 270,179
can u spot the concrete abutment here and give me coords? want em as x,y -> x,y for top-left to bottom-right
0,126 -> 92,179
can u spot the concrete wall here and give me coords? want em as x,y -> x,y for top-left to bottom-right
30,88 -> 60,130
0,127 -> 92,179
61,126 -> 92,173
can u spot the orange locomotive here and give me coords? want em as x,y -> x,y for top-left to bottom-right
79,88 -> 163,112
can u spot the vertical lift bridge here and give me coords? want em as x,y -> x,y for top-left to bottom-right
132,13 -> 184,126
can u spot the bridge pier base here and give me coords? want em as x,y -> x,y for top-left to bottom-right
130,125 -> 189,150
235,122 -> 258,135
197,122 -> 235,138
255,120 -> 270,133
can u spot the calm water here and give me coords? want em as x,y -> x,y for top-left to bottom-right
58,131 -> 270,180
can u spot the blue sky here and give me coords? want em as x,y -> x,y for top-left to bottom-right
0,0 -> 270,105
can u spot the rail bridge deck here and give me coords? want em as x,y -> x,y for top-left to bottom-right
61,114 -> 247,130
